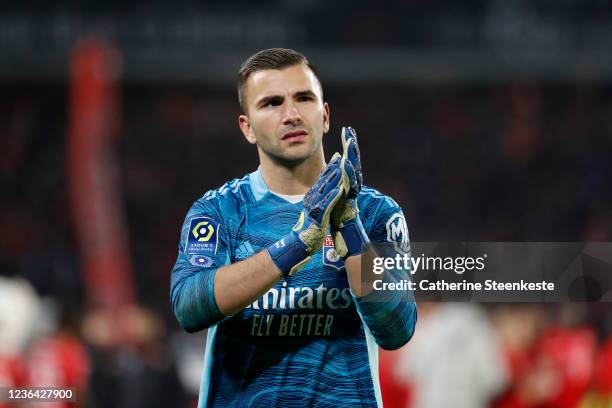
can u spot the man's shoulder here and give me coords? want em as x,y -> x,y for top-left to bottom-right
358,185 -> 409,245
190,173 -> 254,215
178,174 -> 254,242
358,185 -> 402,218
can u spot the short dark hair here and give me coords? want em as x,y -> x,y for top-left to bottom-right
237,48 -> 322,114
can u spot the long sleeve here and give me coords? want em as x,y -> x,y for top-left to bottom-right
352,266 -> 417,350
170,199 -> 230,332
353,194 -> 417,350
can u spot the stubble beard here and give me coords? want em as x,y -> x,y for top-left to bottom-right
263,144 -> 315,168
258,131 -> 322,169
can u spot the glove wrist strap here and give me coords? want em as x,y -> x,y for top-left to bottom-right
339,218 -> 370,257
267,232 -> 310,278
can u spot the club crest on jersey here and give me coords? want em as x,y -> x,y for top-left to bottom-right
186,217 -> 219,255
322,235 -> 344,270
386,212 -> 410,254
189,255 -> 214,268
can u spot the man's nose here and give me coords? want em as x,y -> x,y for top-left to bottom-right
281,101 -> 302,126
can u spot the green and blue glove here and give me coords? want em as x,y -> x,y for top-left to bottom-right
268,155 -> 345,277
331,127 -> 370,258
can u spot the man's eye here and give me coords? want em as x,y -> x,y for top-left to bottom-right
297,95 -> 313,102
262,99 -> 282,108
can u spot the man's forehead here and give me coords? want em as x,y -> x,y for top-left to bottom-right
246,64 -> 322,100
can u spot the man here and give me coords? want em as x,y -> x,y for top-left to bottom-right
170,48 -> 416,407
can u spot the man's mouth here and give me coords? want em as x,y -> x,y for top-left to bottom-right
282,130 -> 307,142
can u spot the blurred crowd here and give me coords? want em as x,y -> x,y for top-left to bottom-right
381,303 -> 612,408
0,277 -> 194,407
1,79 -> 611,407
3,1 -> 612,55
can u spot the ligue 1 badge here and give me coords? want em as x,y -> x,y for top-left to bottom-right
322,235 -> 345,270
186,217 -> 219,255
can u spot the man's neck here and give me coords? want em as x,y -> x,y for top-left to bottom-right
259,150 -> 326,195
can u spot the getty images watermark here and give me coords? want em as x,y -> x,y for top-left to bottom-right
362,242 -> 612,302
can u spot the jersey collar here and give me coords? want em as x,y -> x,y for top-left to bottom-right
248,167 -> 269,201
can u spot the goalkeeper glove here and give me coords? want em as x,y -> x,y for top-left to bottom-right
331,127 -> 370,258
268,155 -> 345,277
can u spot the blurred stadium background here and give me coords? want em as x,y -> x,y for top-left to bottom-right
1,1 -> 611,407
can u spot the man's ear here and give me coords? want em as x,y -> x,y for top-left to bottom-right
239,114 -> 257,145
322,102 -> 330,134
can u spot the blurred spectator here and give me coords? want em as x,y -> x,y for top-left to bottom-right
82,305 -> 188,408
22,301 -> 90,408
585,338 -> 612,406
394,303 -> 508,408
379,348 -> 411,408
0,277 -> 40,357
493,305 -> 601,408
170,329 -> 206,405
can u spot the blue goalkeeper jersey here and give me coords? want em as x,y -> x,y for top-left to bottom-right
170,168 -> 416,408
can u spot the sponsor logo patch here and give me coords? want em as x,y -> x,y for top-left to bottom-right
186,217 -> 219,255
189,255 -> 215,268
236,241 -> 255,260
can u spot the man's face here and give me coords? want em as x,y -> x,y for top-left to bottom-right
239,63 -> 329,166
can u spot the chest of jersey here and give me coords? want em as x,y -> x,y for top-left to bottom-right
222,196 -> 362,338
